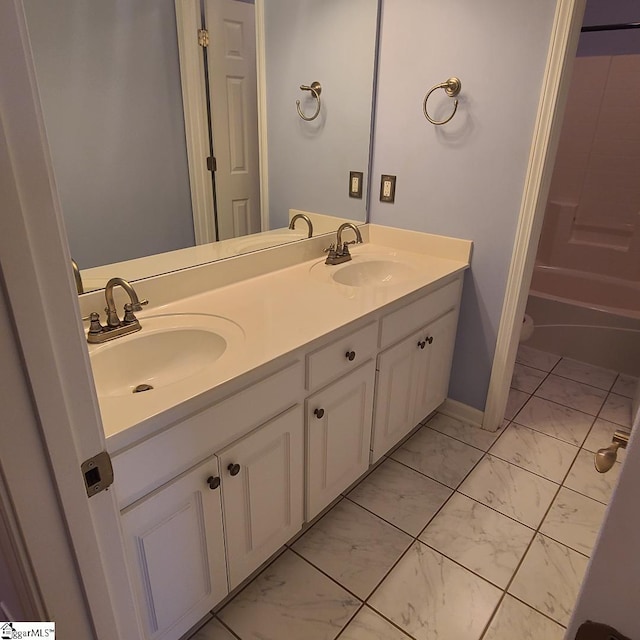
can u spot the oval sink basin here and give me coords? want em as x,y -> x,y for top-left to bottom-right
89,314 -> 244,398
310,253 -> 419,288
332,260 -> 418,287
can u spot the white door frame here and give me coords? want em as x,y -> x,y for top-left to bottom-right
482,0 -> 587,431
176,0 -> 270,239
176,0 -> 217,245
0,2 -> 142,638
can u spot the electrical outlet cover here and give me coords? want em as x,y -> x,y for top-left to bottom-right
380,174 -> 396,203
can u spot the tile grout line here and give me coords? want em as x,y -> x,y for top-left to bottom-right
479,426 -> 587,639
207,351 -> 619,640
214,418 -> 502,640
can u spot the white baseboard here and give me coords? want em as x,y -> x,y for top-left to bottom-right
438,398 -> 485,429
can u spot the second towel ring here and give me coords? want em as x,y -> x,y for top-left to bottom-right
296,81 -> 322,121
423,77 -> 462,125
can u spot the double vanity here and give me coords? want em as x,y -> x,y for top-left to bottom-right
83,224 -> 471,640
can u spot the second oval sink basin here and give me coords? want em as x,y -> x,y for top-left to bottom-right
89,314 -> 245,398
331,259 -> 418,287
310,251 -> 420,289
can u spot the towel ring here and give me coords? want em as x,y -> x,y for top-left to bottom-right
423,77 -> 462,125
296,81 -> 322,121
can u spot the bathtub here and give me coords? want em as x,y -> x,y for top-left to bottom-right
525,265 -> 640,376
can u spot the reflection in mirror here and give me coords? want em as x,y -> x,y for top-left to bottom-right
22,0 -> 379,292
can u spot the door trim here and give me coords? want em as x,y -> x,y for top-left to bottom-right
255,0 -> 270,232
175,0 -> 217,245
0,2 -> 142,637
482,0 -> 586,431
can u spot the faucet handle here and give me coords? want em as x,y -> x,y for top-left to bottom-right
131,299 -> 148,312
87,312 -> 104,336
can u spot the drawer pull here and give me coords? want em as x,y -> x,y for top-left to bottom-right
206,475 -> 221,490
345,350 -> 356,361
227,463 -> 241,476
426,336 -> 434,344
417,340 -> 426,350
314,408 -> 325,419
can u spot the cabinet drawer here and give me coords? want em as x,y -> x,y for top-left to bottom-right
113,361 -> 303,509
306,321 -> 377,391
380,277 -> 462,349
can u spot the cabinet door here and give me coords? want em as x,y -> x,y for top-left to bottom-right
371,329 -> 424,463
413,310 -> 458,424
220,405 -> 304,589
121,457 -> 227,640
306,361 -> 375,520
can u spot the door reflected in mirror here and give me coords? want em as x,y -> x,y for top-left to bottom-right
22,0 -> 379,292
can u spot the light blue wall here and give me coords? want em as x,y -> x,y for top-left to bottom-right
23,0 -> 195,269
264,0 -> 378,229
369,0 -> 558,411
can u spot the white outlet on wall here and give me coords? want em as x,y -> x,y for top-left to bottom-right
379,174 -> 396,203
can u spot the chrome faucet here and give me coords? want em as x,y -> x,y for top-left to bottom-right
289,213 -> 314,238
71,258 -> 84,294
325,223 -> 363,265
336,222 -> 363,247
86,277 -> 148,343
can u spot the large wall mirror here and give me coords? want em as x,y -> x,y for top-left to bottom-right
22,0 -> 379,292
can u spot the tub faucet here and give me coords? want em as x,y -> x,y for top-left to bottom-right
325,223 -> 363,265
289,213 -> 313,238
86,277 -> 148,344
594,427 -> 630,473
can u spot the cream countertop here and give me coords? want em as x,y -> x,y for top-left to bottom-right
88,225 -> 472,452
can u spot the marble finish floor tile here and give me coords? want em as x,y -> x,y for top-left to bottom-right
509,534 -> 588,626
534,374 -> 607,415
511,363 -> 548,393
347,458 -> 452,536
553,358 -> 617,391
338,606 -> 412,640
582,417 -> 628,463
426,413 -> 502,450
390,427 -> 483,488
368,542 -> 501,640
599,393 -> 632,428
419,493 -> 533,588
565,449 -> 621,504
612,373 -> 638,398
458,455 -> 557,528
505,388 -> 530,420
540,487 -> 606,556
192,619 -> 237,640
513,396 -> 594,446
489,423 -> 578,483
483,595 -> 565,640
516,345 -> 561,372
293,499 -> 412,599
218,550 -> 360,640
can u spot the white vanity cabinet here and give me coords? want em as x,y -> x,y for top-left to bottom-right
113,268 -> 466,640
305,360 -> 376,520
121,456 -> 228,640
219,405 -> 304,589
371,281 -> 462,462
304,322 -> 377,520
412,310 -> 458,425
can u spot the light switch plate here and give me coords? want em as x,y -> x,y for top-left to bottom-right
380,174 -> 396,203
349,171 -> 364,199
